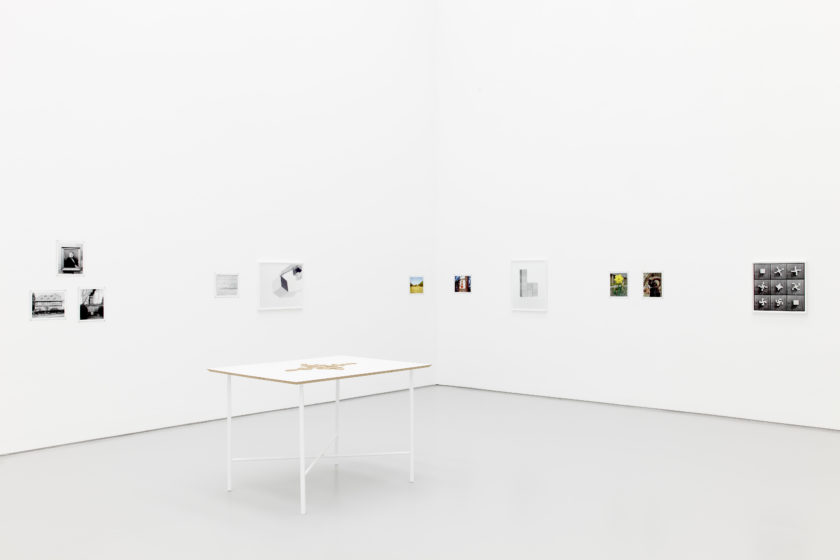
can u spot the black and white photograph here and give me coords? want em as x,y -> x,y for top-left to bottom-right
511,260 -> 547,311
215,274 -> 239,298
258,262 -> 304,310
31,290 -> 66,319
79,288 -> 105,321
753,262 -> 805,312
57,242 -> 84,274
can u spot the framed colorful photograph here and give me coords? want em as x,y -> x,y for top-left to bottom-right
511,260 -> 547,311
610,273 -> 628,297
409,276 -> 424,294
454,275 -> 471,293
643,272 -> 662,297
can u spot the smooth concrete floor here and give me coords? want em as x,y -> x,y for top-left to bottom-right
2,386 -> 840,560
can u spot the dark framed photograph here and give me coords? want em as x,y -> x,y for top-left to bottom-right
79,288 -> 105,321
58,242 -> 84,275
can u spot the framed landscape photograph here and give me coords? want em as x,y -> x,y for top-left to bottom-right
57,242 -> 84,275
410,276 -> 424,294
259,262 -> 304,310
511,260 -> 547,311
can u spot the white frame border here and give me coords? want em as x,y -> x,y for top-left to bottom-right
409,274 -> 425,295
215,273 -> 240,299
258,260 -> 304,311
511,259 -> 548,312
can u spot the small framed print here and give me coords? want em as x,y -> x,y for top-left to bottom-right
57,242 -> 84,275
643,272 -> 662,297
511,260 -> 547,311
31,290 -> 66,320
79,288 -> 105,321
409,276 -> 424,294
454,275 -> 472,293
215,274 -> 239,298
258,261 -> 304,310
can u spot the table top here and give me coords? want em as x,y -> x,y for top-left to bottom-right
208,355 -> 431,385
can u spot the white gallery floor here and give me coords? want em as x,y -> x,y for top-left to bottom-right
2,386 -> 839,560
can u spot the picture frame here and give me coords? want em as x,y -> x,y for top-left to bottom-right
78,287 -> 106,322
215,273 -> 240,298
31,290 -> 67,320
511,260 -> 548,311
258,261 -> 304,310
57,241 -> 84,275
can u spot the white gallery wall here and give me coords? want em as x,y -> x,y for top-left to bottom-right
3,0 -> 840,455
0,0 -> 437,454
434,1 -> 840,429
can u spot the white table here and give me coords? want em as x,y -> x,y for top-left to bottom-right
208,355 -> 430,514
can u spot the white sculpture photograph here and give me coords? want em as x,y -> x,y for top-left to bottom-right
511,260 -> 547,311
258,262 -> 304,310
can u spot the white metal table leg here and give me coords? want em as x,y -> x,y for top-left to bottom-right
409,369 -> 415,483
299,384 -> 306,515
334,379 -> 340,469
226,375 -> 232,492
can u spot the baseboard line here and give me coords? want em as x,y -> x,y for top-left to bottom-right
0,384 -> 435,458
436,383 -> 840,434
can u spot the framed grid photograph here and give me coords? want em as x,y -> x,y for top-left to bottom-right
215,273 -> 239,298
258,262 -> 304,310
57,242 -> 84,275
511,260 -> 547,311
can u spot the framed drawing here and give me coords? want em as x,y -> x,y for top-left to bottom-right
511,260 -> 547,311
259,262 -> 304,310
215,274 -> 239,298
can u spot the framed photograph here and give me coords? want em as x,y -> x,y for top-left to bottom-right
79,288 -> 105,321
753,262 -> 806,312
215,273 -> 239,298
643,272 -> 662,297
410,276 -> 424,294
511,260 -> 547,311
31,290 -> 66,320
57,242 -> 84,275
454,275 -> 472,293
610,273 -> 628,297
259,262 -> 304,310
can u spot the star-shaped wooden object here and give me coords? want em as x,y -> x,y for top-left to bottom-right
286,362 -> 356,373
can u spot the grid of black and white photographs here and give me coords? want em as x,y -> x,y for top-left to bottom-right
753,262 -> 805,312
79,288 -> 105,321
511,260 -> 547,311
215,274 -> 239,298
31,290 -> 66,320
258,261 -> 304,310
57,242 -> 84,275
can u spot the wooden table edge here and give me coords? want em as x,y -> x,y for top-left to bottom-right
207,363 -> 431,385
